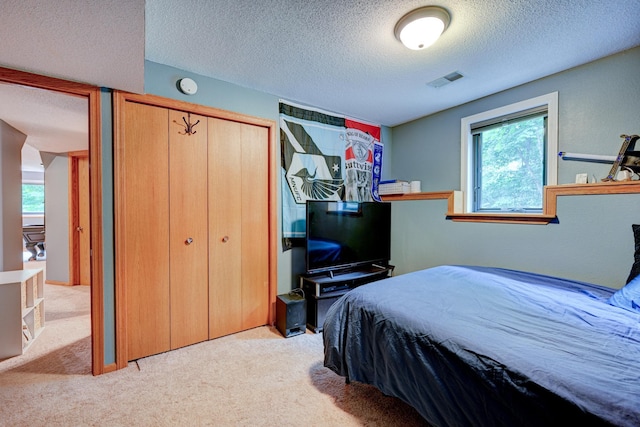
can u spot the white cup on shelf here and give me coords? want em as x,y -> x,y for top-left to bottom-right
410,180 -> 421,193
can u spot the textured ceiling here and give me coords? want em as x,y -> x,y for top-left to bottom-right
0,0 -> 144,169
145,0 -> 640,126
1,0 -> 639,171
0,82 -> 88,172
0,0 -> 144,93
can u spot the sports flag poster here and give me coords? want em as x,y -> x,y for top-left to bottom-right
280,100 -> 383,247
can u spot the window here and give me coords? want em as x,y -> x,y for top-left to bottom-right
461,92 -> 558,213
22,183 -> 45,214
473,110 -> 547,211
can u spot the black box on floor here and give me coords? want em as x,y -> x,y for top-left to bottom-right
276,292 -> 307,338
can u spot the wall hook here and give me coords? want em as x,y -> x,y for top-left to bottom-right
175,112 -> 200,135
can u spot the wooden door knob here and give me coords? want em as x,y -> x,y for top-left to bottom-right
222,236 -> 229,243
185,237 -> 193,245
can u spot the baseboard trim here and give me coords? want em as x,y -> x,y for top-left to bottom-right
46,279 -> 70,286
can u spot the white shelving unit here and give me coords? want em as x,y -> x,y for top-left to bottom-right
0,269 -> 45,359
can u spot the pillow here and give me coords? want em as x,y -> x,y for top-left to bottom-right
608,275 -> 640,313
626,224 -> 640,284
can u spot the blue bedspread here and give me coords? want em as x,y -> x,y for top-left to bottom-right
323,265 -> 640,426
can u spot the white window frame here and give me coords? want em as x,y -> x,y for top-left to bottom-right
460,92 -> 558,213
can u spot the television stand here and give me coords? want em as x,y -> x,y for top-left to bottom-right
299,264 -> 394,333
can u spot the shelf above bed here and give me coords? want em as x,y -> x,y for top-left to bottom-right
381,181 -> 640,224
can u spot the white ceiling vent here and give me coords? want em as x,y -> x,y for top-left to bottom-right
427,71 -> 464,88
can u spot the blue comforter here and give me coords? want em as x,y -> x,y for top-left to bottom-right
323,265 -> 640,426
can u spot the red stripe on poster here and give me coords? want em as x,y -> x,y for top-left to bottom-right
345,119 -> 381,141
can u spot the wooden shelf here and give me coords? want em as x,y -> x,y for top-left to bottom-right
382,191 -> 463,214
381,182 -> 640,224
543,181 -> 640,215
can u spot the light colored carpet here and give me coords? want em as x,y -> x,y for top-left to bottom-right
0,284 -> 427,426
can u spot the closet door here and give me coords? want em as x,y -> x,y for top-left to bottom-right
168,110 -> 209,349
122,102 -> 171,360
208,118 -> 269,338
239,123 -> 270,329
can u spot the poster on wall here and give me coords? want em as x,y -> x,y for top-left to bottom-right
280,100 -> 383,249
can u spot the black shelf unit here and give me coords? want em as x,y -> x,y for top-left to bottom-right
299,264 -> 394,332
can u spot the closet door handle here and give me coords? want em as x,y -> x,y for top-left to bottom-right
222,236 -> 229,243
185,237 -> 193,245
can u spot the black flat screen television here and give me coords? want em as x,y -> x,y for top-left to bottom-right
305,201 -> 391,274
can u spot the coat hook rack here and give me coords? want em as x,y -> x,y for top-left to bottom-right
176,112 -> 200,135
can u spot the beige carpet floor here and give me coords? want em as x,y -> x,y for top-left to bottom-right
0,283 -> 428,426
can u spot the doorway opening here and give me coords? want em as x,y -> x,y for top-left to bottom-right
0,66 -> 105,375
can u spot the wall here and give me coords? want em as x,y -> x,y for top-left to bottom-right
144,61 -> 277,121
0,120 -> 26,271
98,50 -> 635,365
100,88 -> 116,364
40,152 -> 70,284
101,62 -> 289,366
389,47 -> 640,288
142,61 -> 395,291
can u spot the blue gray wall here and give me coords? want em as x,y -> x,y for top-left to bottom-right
100,48 -> 639,365
389,47 -> 640,288
100,89 -> 116,364
143,61 -> 394,292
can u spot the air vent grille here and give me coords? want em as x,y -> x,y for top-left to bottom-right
427,71 -> 464,88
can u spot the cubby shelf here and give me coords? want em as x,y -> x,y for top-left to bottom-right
0,269 -> 45,359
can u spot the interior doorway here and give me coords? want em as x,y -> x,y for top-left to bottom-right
69,151 -> 91,287
0,66 -> 105,375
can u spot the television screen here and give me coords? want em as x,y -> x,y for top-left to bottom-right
305,201 -> 391,274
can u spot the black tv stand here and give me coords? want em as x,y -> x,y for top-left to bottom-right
299,264 -> 394,333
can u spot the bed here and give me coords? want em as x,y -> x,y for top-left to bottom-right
323,265 -> 640,426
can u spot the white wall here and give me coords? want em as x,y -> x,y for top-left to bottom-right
40,152 -> 69,283
0,120 -> 26,271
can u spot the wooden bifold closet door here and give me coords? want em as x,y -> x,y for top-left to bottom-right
122,103 -> 208,360
119,98 -> 271,362
208,118 -> 269,339
168,109 -> 209,350
121,102 -> 171,360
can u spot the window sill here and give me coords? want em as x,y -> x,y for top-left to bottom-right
446,212 -> 557,224
381,181 -> 640,224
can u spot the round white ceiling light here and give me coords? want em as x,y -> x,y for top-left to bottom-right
394,6 -> 450,50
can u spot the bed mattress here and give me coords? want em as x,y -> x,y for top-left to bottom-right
323,265 -> 640,426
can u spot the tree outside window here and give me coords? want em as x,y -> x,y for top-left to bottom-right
473,114 -> 546,212
22,184 -> 45,214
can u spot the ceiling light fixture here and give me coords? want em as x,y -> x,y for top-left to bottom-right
394,6 -> 450,50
